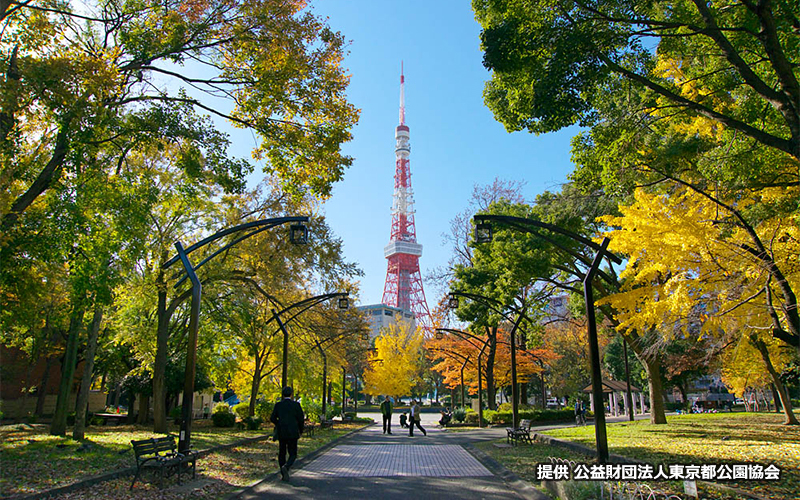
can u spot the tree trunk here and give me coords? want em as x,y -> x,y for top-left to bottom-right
113,382 -> 121,409
753,339 -> 798,425
126,390 -> 137,424
641,356 -> 668,424
137,395 -> 149,425
771,384 -> 782,412
485,327 -> 497,410
249,359 -> 262,417
73,304 -> 103,440
35,356 -> 54,417
50,301 -> 86,436
540,371 -> 546,410
153,264 -> 169,433
677,382 -> 688,408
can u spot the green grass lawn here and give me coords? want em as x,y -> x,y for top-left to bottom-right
0,419 -> 366,498
539,412 -> 799,500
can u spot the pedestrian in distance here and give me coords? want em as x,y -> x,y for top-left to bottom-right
575,400 -> 585,426
270,386 -> 305,481
380,395 -> 393,434
408,399 -> 427,436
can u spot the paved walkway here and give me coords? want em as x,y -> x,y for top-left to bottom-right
236,423 -> 524,499
235,412 -> 658,499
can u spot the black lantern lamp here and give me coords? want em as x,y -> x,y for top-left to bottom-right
338,296 -> 349,309
474,221 -> 493,243
290,223 -> 309,244
447,293 -> 459,309
435,329 -> 444,340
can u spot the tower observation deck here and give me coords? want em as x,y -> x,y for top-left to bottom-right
381,65 -> 432,332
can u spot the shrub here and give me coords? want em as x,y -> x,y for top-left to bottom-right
453,407 -> 467,422
665,401 -> 686,411
212,403 -> 236,427
255,400 -> 275,422
243,416 -> 263,430
233,401 -> 250,420
484,408 -> 575,425
465,411 -> 488,426
344,412 -> 356,420
169,407 -> 182,424
301,399 -> 322,423
65,412 -> 75,426
325,404 -> 340,420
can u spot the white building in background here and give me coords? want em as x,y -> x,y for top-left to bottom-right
357,304 -> 416,339
543,295 -> 570,323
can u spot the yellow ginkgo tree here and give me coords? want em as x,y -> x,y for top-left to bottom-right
598,186 -> 799,424
362,320 -> 423,400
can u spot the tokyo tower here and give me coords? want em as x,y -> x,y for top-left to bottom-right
381,64 -> 432,332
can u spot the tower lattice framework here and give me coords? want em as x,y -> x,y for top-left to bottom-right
381,65 -> 432,332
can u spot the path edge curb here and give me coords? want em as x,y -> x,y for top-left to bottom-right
463,443 -> 552,500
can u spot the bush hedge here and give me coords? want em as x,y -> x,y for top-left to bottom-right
211,403 -> 236,427
232,402 -> 250,420
482,408 -> 577,425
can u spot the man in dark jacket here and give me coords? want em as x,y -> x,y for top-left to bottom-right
380,396 -> 393,434
270,386 -> 305,481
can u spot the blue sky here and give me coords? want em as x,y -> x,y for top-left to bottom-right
241,2 -> 580,306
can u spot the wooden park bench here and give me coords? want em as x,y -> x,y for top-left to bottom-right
320,419 -> 334,429
130,436 -> 198,490
506,419 -> 533,446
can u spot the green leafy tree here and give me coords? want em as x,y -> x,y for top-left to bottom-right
2,0 -> 359,239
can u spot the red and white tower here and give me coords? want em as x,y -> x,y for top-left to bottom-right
381,65 -> 432,331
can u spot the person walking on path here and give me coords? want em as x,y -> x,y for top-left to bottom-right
408,399 -> 426,437
270,386 -> 305,481
380,395 -> 393,434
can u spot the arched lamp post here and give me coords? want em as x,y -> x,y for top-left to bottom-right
446,290 -> 528,430
163,216 -> 309,452
473,214 -> 623,463
435,328 -> 491,427
428,347 -> 472,412
269,292 -> 350,390
313,328 -> 362,419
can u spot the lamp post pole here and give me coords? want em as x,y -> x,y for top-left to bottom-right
341,367 -> 346,417
163,216 -> 309,453
473,214 -> 621,463
584,239 -> 610,462
622,337 -> 634,421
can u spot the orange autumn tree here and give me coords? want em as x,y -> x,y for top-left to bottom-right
427,325 -> 557,400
